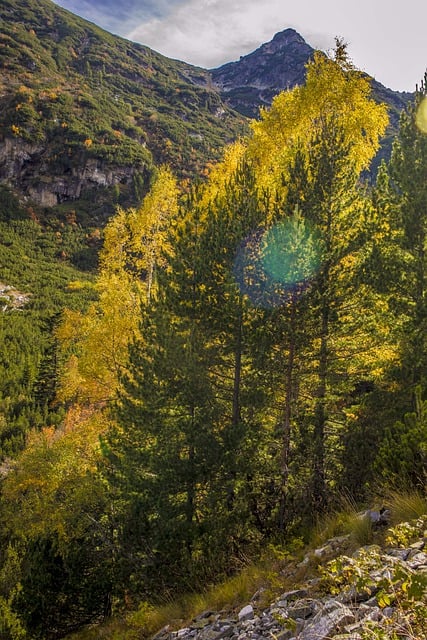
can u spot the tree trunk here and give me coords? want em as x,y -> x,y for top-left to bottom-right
227,299 -> 243,512
278,291 -> 297,530
313,281 -> 328,512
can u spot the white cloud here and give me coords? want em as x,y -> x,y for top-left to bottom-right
124,0 -> 427,91
56,0 -> 427,91
126,0 -> 303,68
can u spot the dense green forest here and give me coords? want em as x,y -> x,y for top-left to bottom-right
0,189 -> 99,458
0,50 -> 426,639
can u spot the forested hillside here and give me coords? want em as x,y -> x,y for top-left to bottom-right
0,0 -> 246,218
0,43 -> 426,639
0,189 -> 98,457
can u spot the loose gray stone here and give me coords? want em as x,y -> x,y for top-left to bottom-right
278,589 -> 309,602
299,601 -> 355,640
406,551 -> 427,567
213,625 -> 235,639
361,607 -> 382,623
314,543 -> 333,558
198,630 -> 221,640
384,548 -> 410,561
364,596 -> 379,607
153,528 -> 427,640
287,600 -> 315,620
152,626 -> 171,640
410,540 -> 425,550
339,585 -> 372,604
196,611 -> 216,620
275,631 -> 294,640
238,604 -> 254,621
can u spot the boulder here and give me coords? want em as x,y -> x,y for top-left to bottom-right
299,601 -> 355,640
238,604 -> 254,621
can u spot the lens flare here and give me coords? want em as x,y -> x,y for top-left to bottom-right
416,96 -> 427,134
262,217 -> 320,287
233,213 -> 320,308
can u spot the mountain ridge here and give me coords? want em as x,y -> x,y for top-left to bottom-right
212,28 -> 313,91
0,0 -> 246,220
211,27 -> 412,123
0,0 -> 414,222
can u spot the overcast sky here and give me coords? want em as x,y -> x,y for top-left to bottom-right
53,0 -> 427,92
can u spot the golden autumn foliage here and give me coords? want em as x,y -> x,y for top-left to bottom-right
100,165 -> 178,301
56,166 -> 179,405
57,273 -> 142,404
1,406 -> 104,542
197,140 -> 247,209
248,52 -> 389,191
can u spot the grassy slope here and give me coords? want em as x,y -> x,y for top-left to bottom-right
0,0 -> 247,214
65,491 -> 427,640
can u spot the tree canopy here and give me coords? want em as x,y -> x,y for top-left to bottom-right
0,48 -> 426,640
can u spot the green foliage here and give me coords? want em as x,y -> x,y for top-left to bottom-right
320,546 -> 383,597
385,515 -> 427,547
103,162 -> 277,598
0,545 -> 27,640
0,0 -> 247,218
0,32 -> 426,640
101,53 -> 401,608
0,218 -> 96,458
374,387 -> 427,488
319,518 -> 427,640
384,79 -> 427,389
0,597 -> 27,640
321,544 -> 426,602
0,415 -> 114,638
0,187 -> 28,222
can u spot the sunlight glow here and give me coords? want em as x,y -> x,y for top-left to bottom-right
415,96 -> 427,133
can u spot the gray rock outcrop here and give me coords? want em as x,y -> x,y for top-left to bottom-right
151,519 -> 427,640
0,137 -> 137,207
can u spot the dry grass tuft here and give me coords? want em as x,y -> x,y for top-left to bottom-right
385,488 -> 427,524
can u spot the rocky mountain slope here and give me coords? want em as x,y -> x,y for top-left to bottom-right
151,516 -> 427,640
0,0 -> 245,219
211,29 -> 314,118
211,28 -> 412,135
0,1 -> 414,223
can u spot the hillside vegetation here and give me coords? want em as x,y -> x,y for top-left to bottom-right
0,188 -> 98,461
0,1 -> 413,223
0,46 -> 426,639
0,0 -> 246,217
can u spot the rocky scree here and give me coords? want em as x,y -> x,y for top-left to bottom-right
151,516 -> 427,640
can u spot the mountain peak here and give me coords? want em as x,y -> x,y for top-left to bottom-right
243,28 -> 312,61
210,28 -> 315,116
262,28 -> 309,53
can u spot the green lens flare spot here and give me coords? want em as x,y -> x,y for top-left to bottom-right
262,214 -> 320,287
233,211 -> 321,308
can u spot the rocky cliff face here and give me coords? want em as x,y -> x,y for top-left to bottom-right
0,137 -> 136,207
